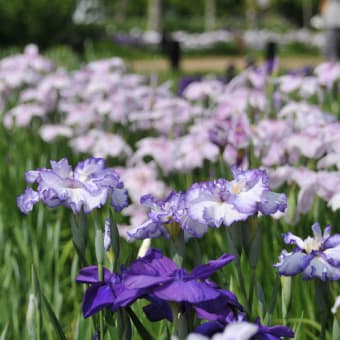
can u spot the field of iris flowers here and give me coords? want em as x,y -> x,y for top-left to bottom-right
1,44 -> 340,340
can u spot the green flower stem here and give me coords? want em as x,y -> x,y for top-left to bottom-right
98,263 -> 104,340
226,229 -> 248,314
95,226 -> 105,340
247,267 -> 257,318
332,317 -> 340,340
315,280 -> 332,339
170,303 -> 188,340
170,227 -> 185,267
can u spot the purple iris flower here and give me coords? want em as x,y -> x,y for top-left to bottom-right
274,223 -> 340,281
123,249 -> 235,304
195,312 -> 294,339
127,192 -> 181,240
186,167 -> 286,229
17,157 -> 128,214
77,265 -> 173,321
76,266 -> 143,318
194,282 -> 243,323
127,191 -> 208,240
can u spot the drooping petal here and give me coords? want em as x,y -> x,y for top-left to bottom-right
127,220 -> 169,240
274,251 -> 312,276
194,321 -> 224,337
303,256 -> 340,281
258,191 -> 287,215
189,254 -> 235,280
17,188 -> 40,214
323,245 -> 340,266
143,295 -> 173,322
82,284 -> 115,318
111,187 -> 129,211
203,203 -> 250,227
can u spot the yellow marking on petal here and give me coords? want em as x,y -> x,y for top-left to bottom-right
304,236 -> 321,253
231,181 -> 246,195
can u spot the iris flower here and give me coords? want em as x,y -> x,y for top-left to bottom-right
186,167 -> 286,229
76,249 -> 235,320
17,157 -> 128,214
123,249 -> 235,304
76,266 -> 144,318
274,223 -> 340,281
194,311 -> 294,340
127,191 -> 208,240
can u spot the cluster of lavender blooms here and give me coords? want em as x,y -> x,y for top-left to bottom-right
3,45 -> 340,227
16,156 -> 296,339
17,157 -> 128,214
127,166 -> 286,240
76,248 -> 294,340
112,28 -> 324,51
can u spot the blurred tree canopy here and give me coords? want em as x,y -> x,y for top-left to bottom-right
0,0 -> 320,47
0,0 -> 77,48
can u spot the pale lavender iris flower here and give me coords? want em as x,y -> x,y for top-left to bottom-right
274,223 -> 340,281
17,157 -> 128,214
186,167 -> 286,229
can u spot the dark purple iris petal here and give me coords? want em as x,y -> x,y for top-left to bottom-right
194,321 -> 224,337
154,279 -> 220,303
255,320 -> 295,340
76,266 -> 114,283
143,295 -> 173,322
82,284 -> 116,318
189,254 -> 235,280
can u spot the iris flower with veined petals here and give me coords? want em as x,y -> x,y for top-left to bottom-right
186,167 -> 286,229
194,311 -> 294,340
17,157 -> 128,214
123,249 -> 235,304
127,191 -> 208,240
274,223 -> 340,281
76,266 -> 145,318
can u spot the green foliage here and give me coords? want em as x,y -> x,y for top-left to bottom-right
0,0 -> 77,48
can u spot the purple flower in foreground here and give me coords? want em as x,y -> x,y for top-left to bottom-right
123,249 -> 235,304
274,223 -> 340,281
76,249 -> 235,320
186,167 -> 286,228
17,157 -> 128,214
195,312 -> 294,340
76,266 -> 143,318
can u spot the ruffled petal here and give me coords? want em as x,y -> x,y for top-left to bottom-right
127,220 -> 169,240
282,232 -> 305,249
274,251 -> 312,276
303,256 -> 340,281
203,203 -> 249,227
258,191 -> 287,215
111,187 -> 129,211
17,188 -> 40,214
